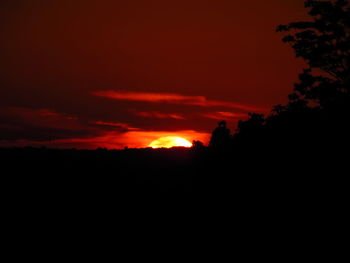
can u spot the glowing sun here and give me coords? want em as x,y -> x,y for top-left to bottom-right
149,136 -> 192,148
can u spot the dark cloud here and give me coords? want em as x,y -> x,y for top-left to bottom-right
0,107 -> 95,141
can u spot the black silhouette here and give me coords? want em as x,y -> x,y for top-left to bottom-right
209,121 -> 231,149
233,0 -> 350,155
276,0 -> 350,109
191,140 -> 205,151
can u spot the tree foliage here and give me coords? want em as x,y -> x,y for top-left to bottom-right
277,0 -> 350,109
231,0 -> 350,148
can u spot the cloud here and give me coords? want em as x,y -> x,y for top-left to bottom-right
0,107 -> 77,124
201,111 -> 248,120
0,107 -> 91,141
93,121 -> 140,131
135,111 -> 186,120
92,90 -> 268,112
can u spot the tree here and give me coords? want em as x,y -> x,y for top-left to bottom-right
276,0 -> 350,110
192,140 -> 205,150
231,0 -> 350,149
216,1 -> 350,150
235,113 -> 265,138
209,121 -> 231,149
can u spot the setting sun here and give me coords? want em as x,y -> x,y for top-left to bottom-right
149,137 -> 192,149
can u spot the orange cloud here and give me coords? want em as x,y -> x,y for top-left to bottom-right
135,111 -> 186,120
93,121 -> 140,131
202,111 -> 248,120
92,90 -> 268,112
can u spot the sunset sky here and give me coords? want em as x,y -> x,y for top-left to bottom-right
0,0 -> 308,149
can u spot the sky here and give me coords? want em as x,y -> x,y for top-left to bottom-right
0,0 -> 308,149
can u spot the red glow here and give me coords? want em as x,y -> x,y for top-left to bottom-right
136,111 -> 186,120
92,90 -> 269,112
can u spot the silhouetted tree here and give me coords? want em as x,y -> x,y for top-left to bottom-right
273,0 -> 350,146
277,0 -> 350,110
209,121 -> 231,148
236,114 -> 265,135
192,140 -> 205,150
231,113 -> 267,148
229,0 -> 350,152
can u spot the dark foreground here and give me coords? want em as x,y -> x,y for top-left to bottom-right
1,146 -> 347,256
1,146 -> 346,200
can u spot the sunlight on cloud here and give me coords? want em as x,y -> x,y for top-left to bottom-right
202,111 -> 248,120
92,90 -> 268,112
135,111 -> 186,120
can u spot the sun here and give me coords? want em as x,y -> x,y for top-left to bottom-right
149,136 -> 192,148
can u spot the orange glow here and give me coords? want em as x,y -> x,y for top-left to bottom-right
149,136 -> 193,148
1,129 -> 210,150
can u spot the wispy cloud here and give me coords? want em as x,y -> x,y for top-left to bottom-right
0,107 -> 78,123
135,111 -> 186,120
0,107 -> 81,131
0,107 -> 92,141
93,121 -> 140,131
202,111 -> 248,120
92,90 -> 268,112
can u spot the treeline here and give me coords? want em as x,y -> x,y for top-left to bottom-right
209,0 -> 350,159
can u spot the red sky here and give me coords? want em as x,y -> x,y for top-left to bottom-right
0,0 -> 308,149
